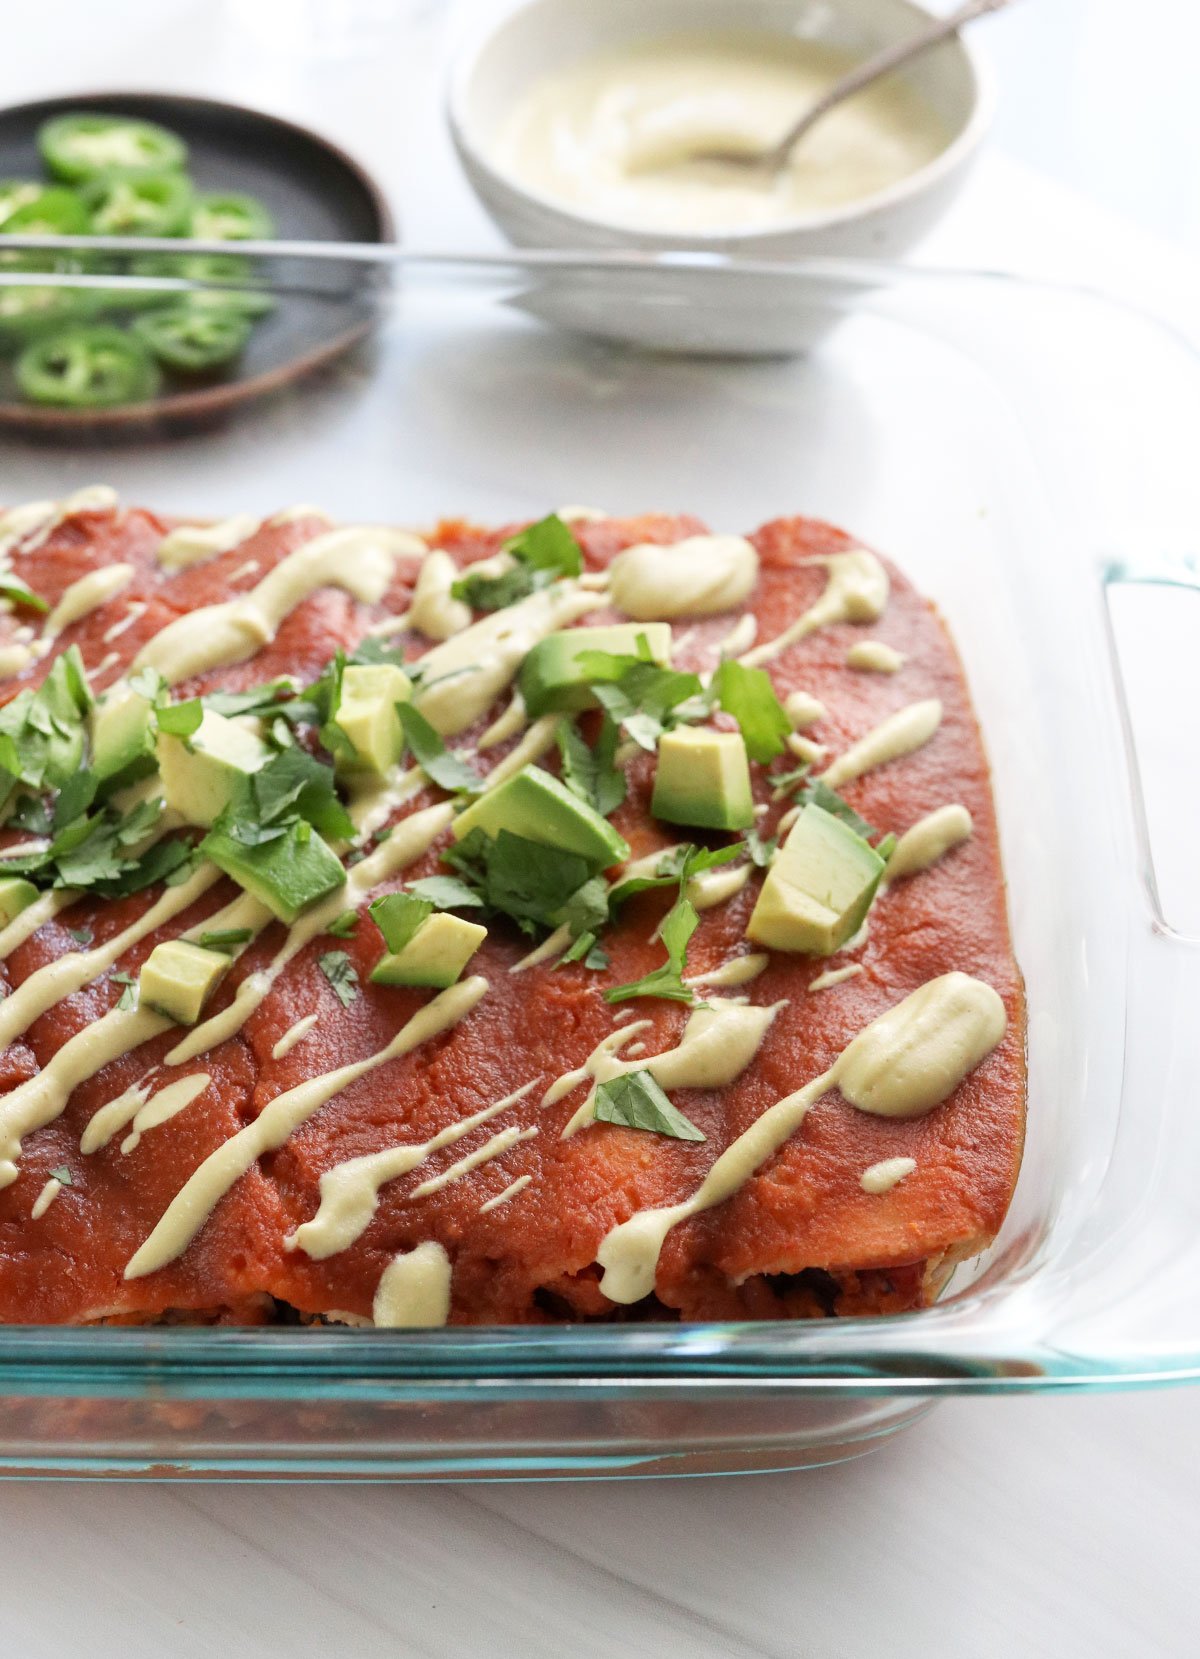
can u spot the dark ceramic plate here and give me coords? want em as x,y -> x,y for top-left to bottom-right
0,90 -> 394,437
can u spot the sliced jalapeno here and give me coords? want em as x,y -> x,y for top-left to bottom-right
0,180 -> 45,230
15,325 -> 160,407
39,113 -> 187,184
81,170 -> 193,238
188,192 -> 275,242
1,186 -> 91,237
0,285 -> 93,349
133,303 -> 251,373
128,251 -> 274,316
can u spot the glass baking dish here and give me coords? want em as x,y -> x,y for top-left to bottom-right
0,253 -> 1198,1480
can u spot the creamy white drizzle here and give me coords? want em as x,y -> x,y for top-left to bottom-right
413,583 -> 596,735
860,1156 -> 917,1195
133,526 -> 415,686
31,1177 -> 62,1218
268,504 -> 332,528
741,550 -> 889,668
287,1081 -> 536,1261
785,732 -> 828,767
408,549 -> 471,641
684,952 -> 770,989
479,1173 -> 532,1213
477,693 -> 527,751
156,515 -> 260,571
126,976 -> 489,1280
409,1123 -> 537,1200
272,1012 -> 320,1061
884,804 -> 973,885
596,973 -> 1006,1303
0,643 -> 35,677
101,600 -> 148,644
715,612 -> 757,658
846,640 -> 905,674
557,505 -> 607,524
0,860 -> 218,1054
686,861 -> 752,910
80,1076 -> 155,1155
0,486 -> 118,563
555,999 -> 782,1140
372,1241 -> 452,1328
820,698 -> 942,791
43,564 -> 134,638
609,535 -> 758,620
119,1072 -> 211,1155
0,889 -> 75,961
784,690 -> 826,729
346,765 -> 423,840
808,963 -> 864,992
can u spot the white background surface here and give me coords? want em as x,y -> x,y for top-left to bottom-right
1,4 -> 1198,1656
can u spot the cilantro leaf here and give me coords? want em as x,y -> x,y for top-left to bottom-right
110,971 -> 138,1011
572,648 -> 703,751
318,950 -> 359,1008
154,699 -> 204,739
712,659 -> 789,763
768,761 -> 812,797
397,703 -> 481,796
406,874 -> 486,911
325,909 -> 359,939
451,515 -> 583,612
67,926 -> 94,948
228,747 -> 354,844
0,647 -> 91,792
607,841 -> 740,910
0,573 -> 49,614
557,715 -> 626,818
560,930 -> 609,970
744,827 -> 777,868
593,1070 -> 706,1141
604,894 -> 699,1005
369,892 -> 433,953
203,679 -> 297,719
444,827 -> 592,937
198,927 -> 253,951
559,876 -> 609,940
48,1165 -> 73,1185
794,778 -> 877,841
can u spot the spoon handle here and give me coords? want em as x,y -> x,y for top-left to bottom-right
768,0 -> 1016,166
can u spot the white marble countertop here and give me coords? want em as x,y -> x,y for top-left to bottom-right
1,4 -> 1198,1655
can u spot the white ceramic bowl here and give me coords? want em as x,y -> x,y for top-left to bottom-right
448,0 -> 993,267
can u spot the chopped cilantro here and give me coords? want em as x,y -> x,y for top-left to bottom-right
558,876 -> 609,940
110,970 -> 138,1011
67,927 -> 94,948
396,703 -> 481,795
197,927 -> 253,952
49,1165 -> 73,1185
711,659 -> 790,763
0,647 -> 92,793
444,827 -> 592,937
743,826 -> 778,868
593,1070 -> 706,1141
223,747 -> 354,846
452,514 -> 583,611
325,909 -> 359,939
154,698 -> 204,739
203,679 -> 297,719
607,841 -> 740,910
368,892 -> 433,952
768,761 -> 812,797
318,950 -> 359,1008
52,767 -> 98,830
8,795 -> 50,835
557,715 -> 626,818
793,778 -> 877,841
571,644 -> 703,751
406,874 -> 486,911
560,930 -> 609,971
0,573 -> 49,614
604,893 -> 699,1005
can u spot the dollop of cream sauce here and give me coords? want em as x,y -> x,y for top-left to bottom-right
845,640 -> 905,674
156,515 -> 259,571
372,1241 -> 452,1328
609,535 -> 758,620
884,804 -> 973,884
43,563 -> 135,639
408,548 -> 472,641
820,697 -> 942,790
596,973 -> 1006,1304
495,32 -> 947,234
742,550 -> 889,668
860,1156 -> 917,1195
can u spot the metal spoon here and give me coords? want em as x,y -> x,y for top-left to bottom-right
687,0 -> 1016,174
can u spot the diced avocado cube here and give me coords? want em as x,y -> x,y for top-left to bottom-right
138,938 -> 231,1024
156,708 -> 270,828
370,912 -> 487,988
519,623 -> 673,717
746,803 -> 884,955
452,764 -> 629,867
651,727 -> 754,831
200,819 -> 346,923
0,877 -> 38,927
333,662 -> 412,775
91,685 -> 157,794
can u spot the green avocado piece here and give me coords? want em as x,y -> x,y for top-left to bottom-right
200,819 -> 346,924
746,803 -> 884,955
138,938 -> 231,1024
651,726 -> 754,830
333,662 -> 412,775
452,764 -> 629,867
91,685 -> 157,794
370,912 -> 487,988
156,707 -> 270,828
0,877 -> 38,927
519,623 -> 673,717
